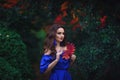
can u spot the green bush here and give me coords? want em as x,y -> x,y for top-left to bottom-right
0,25 -> 34,80
70,25 -> 120,80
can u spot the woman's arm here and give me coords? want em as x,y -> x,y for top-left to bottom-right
44,58 -> 58,74
44,50 -> 62,74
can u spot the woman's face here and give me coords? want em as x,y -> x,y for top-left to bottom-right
55,27 -> 65,43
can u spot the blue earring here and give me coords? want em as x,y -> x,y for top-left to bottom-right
53,39 -> 57,46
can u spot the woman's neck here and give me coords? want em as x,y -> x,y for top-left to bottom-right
56,41 -> 60,47
56,42 -> 62,52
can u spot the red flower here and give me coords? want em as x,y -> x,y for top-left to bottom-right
62,42 -> 75,60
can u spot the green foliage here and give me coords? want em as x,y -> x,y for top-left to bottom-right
0,25 -> 34,80
70,24 -> 120,80
0,0 -> 120,80
0,57 -> 21,79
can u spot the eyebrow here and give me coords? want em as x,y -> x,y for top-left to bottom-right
57,32 -> 64,35
57,32 -> 64,33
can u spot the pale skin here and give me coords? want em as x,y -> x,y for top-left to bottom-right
44,28 -> 76,74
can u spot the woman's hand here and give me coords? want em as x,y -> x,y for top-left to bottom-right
44,50 -> 63,74
70,54 -> 76,65
56,50 -> 63,61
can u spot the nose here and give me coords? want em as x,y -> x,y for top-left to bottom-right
61,34 -> 64,37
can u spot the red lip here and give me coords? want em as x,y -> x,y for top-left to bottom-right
60,38 -> 63,40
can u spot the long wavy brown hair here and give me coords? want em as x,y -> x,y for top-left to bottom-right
43,24 -> 67,56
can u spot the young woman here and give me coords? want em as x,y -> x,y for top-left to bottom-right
40,24 -> 76,80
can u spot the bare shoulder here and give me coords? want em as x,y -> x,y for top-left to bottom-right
44,49 -> 51,55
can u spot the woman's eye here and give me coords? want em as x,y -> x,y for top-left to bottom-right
57,32 -> 64,35
57,32 -> 61,34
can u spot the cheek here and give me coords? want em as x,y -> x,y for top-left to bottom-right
55,34 -> 59,39
63,35 -> 65,38
56,35 -> 60,39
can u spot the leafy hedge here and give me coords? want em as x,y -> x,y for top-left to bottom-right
0,25 -> 34,80
0,0 -> 120,80
69,25 -> 120,80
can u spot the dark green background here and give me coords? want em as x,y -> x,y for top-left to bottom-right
0,0 -> 120,80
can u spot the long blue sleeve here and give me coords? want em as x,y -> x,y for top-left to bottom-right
40,52 -> 72,80
40,55 -> 52,74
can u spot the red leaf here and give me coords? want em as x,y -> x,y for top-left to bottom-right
2,0 -> 19,8
72,24 -> 82,31
99,16 -> 107,28
61,1 -> 69,11
70,17 -> 79,24
62,42 -> 75,60
54,14 -> 66,25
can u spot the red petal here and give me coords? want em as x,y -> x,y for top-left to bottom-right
62,43 -> 75,60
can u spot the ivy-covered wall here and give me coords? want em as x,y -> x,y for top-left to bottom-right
0,0 -> 120,80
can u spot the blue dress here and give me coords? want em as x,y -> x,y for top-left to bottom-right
40,52 -> 72,80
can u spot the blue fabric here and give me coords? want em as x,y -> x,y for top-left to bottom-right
40,52 -> 72,80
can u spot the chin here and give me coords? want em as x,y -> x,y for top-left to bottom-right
56,39 -> 63,43
58,40 -> 63,43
